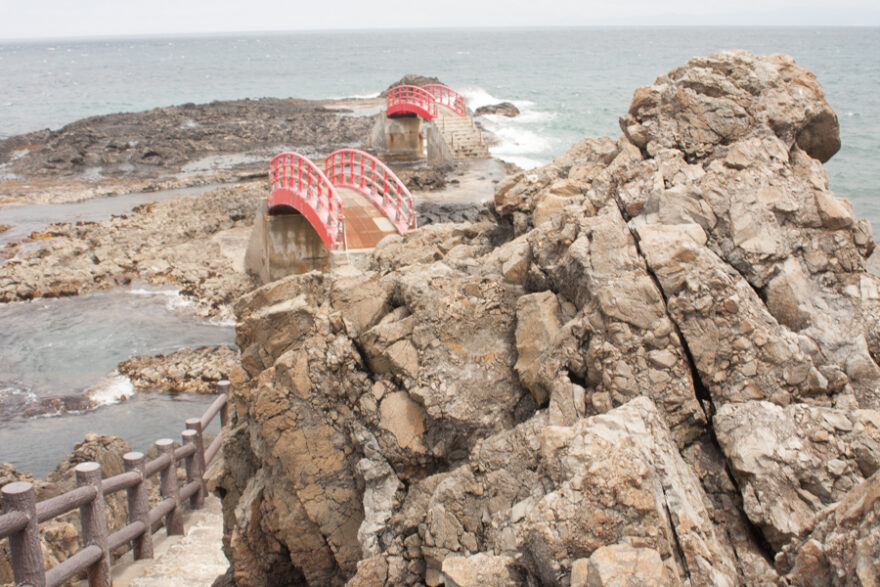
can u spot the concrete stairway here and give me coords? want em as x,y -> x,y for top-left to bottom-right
433,107 -> 490,160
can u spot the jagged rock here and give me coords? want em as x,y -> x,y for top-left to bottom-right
777,470 -> 880,586
474,102 -> 520,118
382,75 -> 445,96
219,51 -> 879,587
572,544 -> 671,587
118,345 -> 239,394
0,183 -> 260,318
442,553 -> 521,586
715,401 -> 880,550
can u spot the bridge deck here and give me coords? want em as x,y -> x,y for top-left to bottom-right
337,186 -> 400,249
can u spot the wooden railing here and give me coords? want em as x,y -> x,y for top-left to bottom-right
0,381 -> 231,587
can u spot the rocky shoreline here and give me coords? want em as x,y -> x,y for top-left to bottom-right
217,51 -> 880,586
1,52 -> 879,587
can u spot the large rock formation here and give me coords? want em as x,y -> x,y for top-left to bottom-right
219,51 -> 880,586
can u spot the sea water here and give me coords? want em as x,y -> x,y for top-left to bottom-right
1,27 -> 878,222
0,27 -> 878,474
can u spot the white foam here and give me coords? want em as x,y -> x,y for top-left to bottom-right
128,287 -> 193,310
86,374 -> 134,406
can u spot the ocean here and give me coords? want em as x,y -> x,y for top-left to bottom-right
0,27 -> 878,474
1,27 -> 878,222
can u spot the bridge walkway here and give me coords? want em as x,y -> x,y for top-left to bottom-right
434,105 -> 490,160
336,186 -> 399,250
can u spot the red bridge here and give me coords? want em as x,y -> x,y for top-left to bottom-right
268,149 -> 415,251
386,84 -> 466,120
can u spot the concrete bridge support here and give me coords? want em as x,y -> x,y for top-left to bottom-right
369,113 -> 425,160
244,201 -> 330,283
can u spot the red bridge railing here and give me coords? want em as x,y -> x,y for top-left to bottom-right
269,152 -> 345,250
422,84 -> 466,117
386,85 -> 437,120
0,382 -> 231,587
324,149 -> 416,235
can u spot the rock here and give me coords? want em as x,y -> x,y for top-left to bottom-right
441,553 -> 521,586
0,98 -> 372,184
118,345 -> 239,394
217,52 -> 879,587
714,401 -> 880,550
777,470 -> 880,586
0,182 -> 261,318
382,74 -> 445,96
575,544 -> 669,587
474,102 -> 521,118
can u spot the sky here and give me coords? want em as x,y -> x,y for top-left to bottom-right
0,0 -> 878,39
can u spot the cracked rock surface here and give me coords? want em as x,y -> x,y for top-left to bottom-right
218,51 -> 880,586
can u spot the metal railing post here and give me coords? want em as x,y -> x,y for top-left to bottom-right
75,462 -> 111,587
156,439 -> 184,535
123,451 -> 153,560
2,481 -> 46,586
183,422 -> 206,508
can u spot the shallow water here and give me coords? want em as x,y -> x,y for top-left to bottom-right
0,285 -> 235,421
0,184 -> 218,248
0,392 -> 222,478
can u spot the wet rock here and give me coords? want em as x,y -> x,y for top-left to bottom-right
0,98 -> 372,182
474,102 -> 521,118
118,345 -> 239,394
0,182 -> 260,318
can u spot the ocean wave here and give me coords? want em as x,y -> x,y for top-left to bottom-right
128,286 -> 193,310
86,374 -> 134,407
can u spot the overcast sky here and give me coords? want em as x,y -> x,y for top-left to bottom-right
0,0 -> 878,40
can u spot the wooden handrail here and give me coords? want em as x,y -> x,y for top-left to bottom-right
36,485 -> 97,523
0,379 -> 232,587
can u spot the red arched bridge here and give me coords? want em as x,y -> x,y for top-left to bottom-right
268,149 -> 415,250
386,83 -> 466,120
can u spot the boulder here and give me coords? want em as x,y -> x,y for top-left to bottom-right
474,102 -> 521,118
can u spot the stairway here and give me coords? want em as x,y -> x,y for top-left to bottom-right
433,107 -> 490,160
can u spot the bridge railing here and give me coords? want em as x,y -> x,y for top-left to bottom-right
386,85 -> 437,120
422,84 -> 466,117
269,151 -> 345,250
325,149 -> 416,235
0,381 -> 232,587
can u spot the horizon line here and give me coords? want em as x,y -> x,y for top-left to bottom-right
1,23 -> 878,44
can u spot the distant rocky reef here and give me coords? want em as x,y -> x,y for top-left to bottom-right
217,51 -> 880,586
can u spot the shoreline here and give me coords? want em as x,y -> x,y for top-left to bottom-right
0,91 -> 511,480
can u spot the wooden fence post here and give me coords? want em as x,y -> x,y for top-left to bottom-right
182,425 -> 205,509
123,451 -> 153,560
155,439 -> 184,536
217,380 -> 230,427
2,481 -> 46,587
75,462 -> 111,587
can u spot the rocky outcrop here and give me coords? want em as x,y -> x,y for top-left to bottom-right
475,103 -> 520,118
219,51 -> 880,586
0,182 -> 260,318
119,345 -> 239,394
382,75 -> 446,96
0,99 -> 373,182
